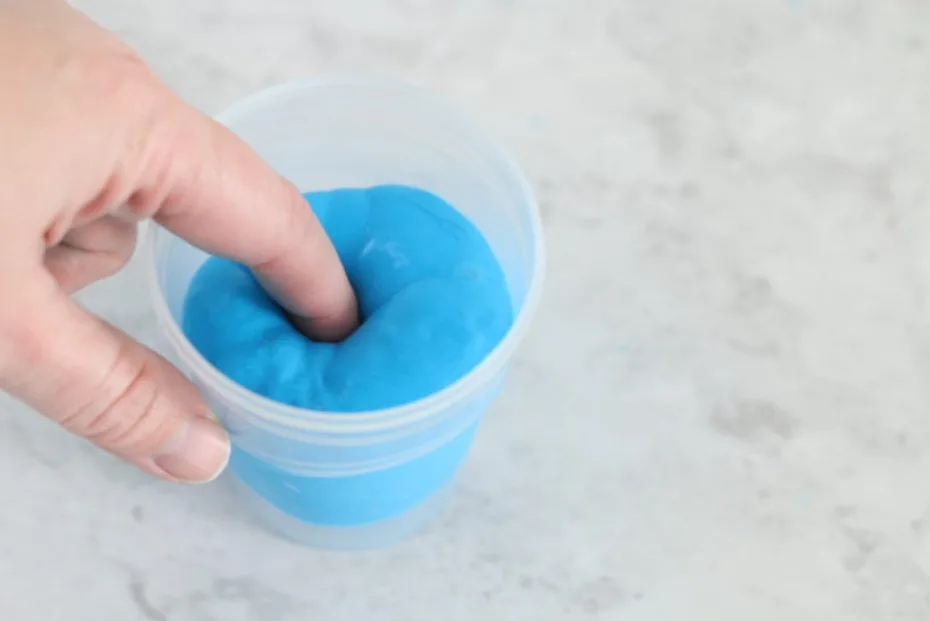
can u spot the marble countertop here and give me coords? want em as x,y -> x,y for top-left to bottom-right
2,1 -> 929,619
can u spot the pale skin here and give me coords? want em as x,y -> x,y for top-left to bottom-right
0,1 -> 359,482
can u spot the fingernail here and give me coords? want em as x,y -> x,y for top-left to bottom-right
152,418 -> 230,483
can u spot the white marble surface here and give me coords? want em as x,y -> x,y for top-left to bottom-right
2,0 -> 929,619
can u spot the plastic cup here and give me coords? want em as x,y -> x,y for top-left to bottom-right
146,78 -> 545,549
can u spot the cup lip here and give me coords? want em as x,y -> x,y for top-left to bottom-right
145,76 -> 546,434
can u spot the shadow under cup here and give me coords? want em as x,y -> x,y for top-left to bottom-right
147,79 -> 544,549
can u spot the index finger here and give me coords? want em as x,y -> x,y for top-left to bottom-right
151,105 -> 359,342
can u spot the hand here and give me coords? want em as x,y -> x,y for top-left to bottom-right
0,1 -> 359,482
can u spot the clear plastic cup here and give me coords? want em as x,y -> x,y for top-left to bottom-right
146,78 -> 545,549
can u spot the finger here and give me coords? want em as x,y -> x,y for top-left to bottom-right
146,105 -> 359,342
44,216 -> 137,292
0,274 -> 229,482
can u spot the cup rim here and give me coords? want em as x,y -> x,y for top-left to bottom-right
145,77 -> 546,434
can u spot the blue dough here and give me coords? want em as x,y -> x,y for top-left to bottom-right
182,185 -> 512,412
181,185 -> 513,526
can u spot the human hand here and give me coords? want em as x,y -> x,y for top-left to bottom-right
0,1 -> 359,482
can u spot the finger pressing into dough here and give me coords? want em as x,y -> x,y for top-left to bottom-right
146,104 -> 359,342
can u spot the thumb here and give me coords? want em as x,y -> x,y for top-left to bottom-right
0,274 -> 229,483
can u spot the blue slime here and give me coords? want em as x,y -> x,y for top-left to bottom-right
182,185 -> 513,525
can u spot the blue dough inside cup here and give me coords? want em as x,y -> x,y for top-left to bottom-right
181,185 -> 513,525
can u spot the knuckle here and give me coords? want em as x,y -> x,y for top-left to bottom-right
66,47 -> 178,220
59,350 -> 175,456
122,183 -> 167,220
54,343 -> 136,432
66,44 -> 154,108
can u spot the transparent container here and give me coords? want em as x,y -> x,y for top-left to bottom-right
146,78 -> 545,549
